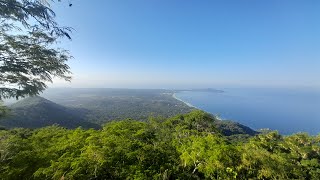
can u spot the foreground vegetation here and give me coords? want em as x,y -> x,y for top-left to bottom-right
1,110 -> 319,179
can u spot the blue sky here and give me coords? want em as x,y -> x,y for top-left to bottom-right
51,0 -> 320,89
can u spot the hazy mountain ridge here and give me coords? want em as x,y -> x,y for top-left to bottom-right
0,96 -> 100,129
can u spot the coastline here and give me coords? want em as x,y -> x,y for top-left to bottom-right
172,92 -> 260,133
172,92 -> 224,121
172,92 -> 198,109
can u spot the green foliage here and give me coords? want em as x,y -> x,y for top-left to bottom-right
0,0 -> 72,99
164,110 -> 218,132
0,100 -> 9,119
0,111 -> 319,179
237,131 -> 320,179
175,133 -> 240,179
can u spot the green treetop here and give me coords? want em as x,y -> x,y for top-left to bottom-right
0,0 -> 72,99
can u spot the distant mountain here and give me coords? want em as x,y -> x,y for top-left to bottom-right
0,96 -> 100,129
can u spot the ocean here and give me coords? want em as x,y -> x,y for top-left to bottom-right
174,88 -> 320,135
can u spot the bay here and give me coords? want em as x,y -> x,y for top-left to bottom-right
175,88 -> 320,135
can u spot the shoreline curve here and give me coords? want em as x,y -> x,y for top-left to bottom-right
172,93 -> 197,109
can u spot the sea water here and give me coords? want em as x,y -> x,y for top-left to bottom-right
175,88 -> 320,135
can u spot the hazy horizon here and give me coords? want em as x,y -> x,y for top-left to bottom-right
49,0 -> 319,89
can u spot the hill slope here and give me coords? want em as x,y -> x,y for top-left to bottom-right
0,96 -> 99,129
214,120 -> 258,136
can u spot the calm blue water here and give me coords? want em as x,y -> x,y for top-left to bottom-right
175,88 -> 320,135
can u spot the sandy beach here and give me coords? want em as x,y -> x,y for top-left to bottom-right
172,93 -> 197,108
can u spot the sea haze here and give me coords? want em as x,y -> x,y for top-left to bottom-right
175,88 -> 320,135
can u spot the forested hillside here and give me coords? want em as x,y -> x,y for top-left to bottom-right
1,111 -> 319,179
0,96 -> 99,129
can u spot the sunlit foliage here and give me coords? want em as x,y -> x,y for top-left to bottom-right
0,110 -> 319,179
0,0 -> 72,99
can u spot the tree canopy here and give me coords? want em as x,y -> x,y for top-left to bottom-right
0,0 -> 72,99
1,110 -> 320,179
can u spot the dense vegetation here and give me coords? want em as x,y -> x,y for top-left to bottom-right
0,0 -> 72,99
1,110 -> 319,179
